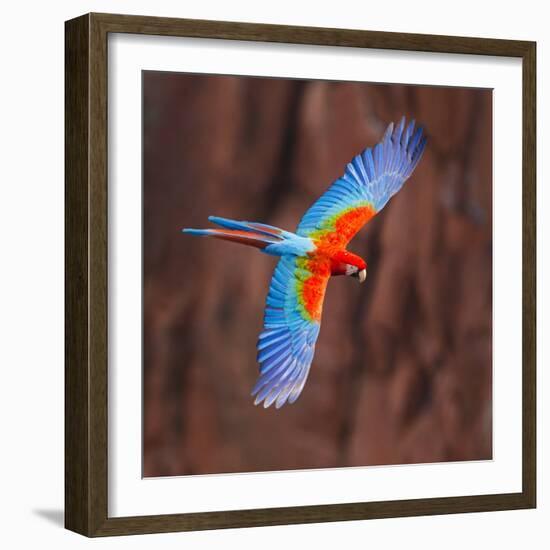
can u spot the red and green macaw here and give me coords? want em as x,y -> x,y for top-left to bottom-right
183,117 -> 426,408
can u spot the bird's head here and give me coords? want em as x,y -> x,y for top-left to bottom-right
332,251 -> 367,283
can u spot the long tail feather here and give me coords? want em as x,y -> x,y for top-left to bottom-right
182,216 -> 314,257
182,227 -> 281,249
208,216 -> 285,238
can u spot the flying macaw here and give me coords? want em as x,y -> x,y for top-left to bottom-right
183,117 -> 426,409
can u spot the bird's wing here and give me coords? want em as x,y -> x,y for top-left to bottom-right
296,117 -> 427,246
252,255 -> 331,408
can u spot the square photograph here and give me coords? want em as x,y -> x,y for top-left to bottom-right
142,71 -> 492,477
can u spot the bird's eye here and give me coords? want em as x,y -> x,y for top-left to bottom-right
345,264 -> 358,276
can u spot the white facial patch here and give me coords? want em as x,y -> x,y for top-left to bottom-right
345,264 -> 358,276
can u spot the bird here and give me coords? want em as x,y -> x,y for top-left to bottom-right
182,117 -> 427,409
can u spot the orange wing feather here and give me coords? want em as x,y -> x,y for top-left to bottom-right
310,205 -> 376,248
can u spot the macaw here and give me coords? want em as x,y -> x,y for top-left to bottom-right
183,117 -> 426,409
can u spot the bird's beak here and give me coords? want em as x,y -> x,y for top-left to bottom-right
358,269 -> 367,283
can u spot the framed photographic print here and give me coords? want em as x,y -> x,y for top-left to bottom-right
65,12 -> 536,537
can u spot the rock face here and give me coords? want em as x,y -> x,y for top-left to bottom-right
142,72 -> 492,477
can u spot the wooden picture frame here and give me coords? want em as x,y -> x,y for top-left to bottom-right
65,12 -> 536,537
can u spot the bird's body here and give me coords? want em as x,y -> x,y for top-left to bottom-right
183,117 -> 427,408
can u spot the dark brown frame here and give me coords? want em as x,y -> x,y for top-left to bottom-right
65,12 -> 536,537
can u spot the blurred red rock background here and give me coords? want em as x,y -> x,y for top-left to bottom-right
142,72 -> 492,477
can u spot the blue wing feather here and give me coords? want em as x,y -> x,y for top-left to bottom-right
296,116 -> 427,237
252,257 -> 325,408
